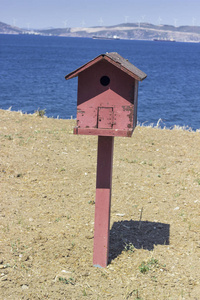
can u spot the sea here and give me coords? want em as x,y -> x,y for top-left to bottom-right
0,34 -> 200,130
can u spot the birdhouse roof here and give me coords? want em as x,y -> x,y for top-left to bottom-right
65,52 -> 147,82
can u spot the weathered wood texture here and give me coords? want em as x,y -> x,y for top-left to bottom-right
93,136 -> 114,268
65,53 -> 147,267
65,52 -> 146,137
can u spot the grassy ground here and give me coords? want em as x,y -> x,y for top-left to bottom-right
0,109 -> 200,299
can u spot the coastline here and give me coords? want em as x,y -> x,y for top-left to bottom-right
1,20 -> 200,43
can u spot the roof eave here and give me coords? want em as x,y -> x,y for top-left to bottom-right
65,53 -> 147,81
65,55 -> 103,80
104,55 -> 147,81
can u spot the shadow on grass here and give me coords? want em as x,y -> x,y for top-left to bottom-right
109,220 -> 170,262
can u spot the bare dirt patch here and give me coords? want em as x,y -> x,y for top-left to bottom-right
0,109 -> 200,299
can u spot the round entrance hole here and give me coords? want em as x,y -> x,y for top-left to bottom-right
100,76 -> 110,86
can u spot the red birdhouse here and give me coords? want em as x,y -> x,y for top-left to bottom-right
65,53 -> 147,268
65,52 -> 147,137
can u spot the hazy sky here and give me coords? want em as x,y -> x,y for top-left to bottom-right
0,0 -> 200,29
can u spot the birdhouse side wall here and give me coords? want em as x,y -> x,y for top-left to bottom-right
76,60 -> 137,134
133,80 -> 139,128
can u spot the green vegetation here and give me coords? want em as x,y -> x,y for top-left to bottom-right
124,242 -> 135,253
58,277 -> 74,285
139,258 -> 160,274
35,109 -> 46,117
4,134 -> 13,140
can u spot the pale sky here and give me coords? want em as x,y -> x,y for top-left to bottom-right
0,0 -> 200,29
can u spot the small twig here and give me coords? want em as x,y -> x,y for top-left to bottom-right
138,207 -> 143,229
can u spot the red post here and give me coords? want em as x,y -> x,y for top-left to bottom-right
93,136 -> 114,268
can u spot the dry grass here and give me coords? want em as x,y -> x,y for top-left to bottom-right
0,109 -> 200,299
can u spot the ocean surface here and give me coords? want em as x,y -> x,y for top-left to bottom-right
0,34 -> 200,130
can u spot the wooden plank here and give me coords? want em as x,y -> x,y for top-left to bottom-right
93,136 -> 114,267
73,127 -> 133,137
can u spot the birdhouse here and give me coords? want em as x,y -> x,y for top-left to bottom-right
65,53 -> 147,267
65,52 -> 147,137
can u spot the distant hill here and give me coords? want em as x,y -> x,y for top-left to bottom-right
0,21 -> 23,34
1,21 -> 200,42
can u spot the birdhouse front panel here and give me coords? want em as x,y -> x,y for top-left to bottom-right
75,59 -> 137,137
65,52 -> 147,137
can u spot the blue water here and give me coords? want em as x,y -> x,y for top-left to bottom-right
0,34 -> 200,130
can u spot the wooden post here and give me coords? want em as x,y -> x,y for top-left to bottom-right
93,136 -> 114,268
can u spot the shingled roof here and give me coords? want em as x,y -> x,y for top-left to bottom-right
65,52 -> 147,82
